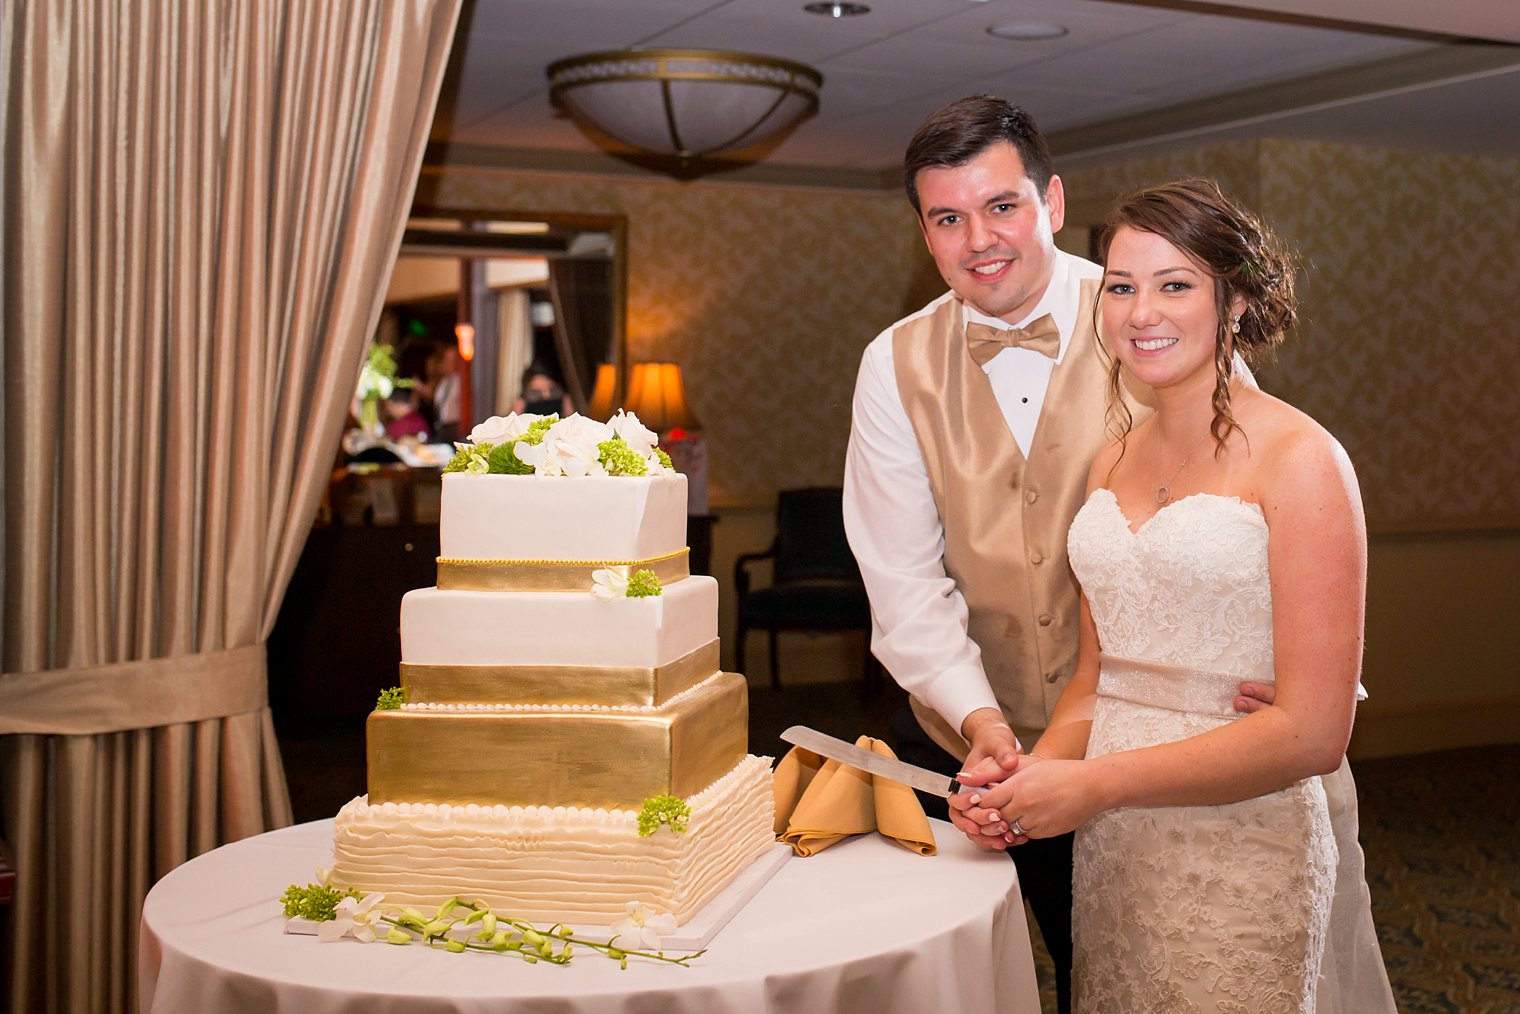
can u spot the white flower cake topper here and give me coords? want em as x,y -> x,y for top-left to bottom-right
469,412 -> 545,446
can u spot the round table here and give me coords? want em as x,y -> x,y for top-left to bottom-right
139,818 -> 1040,1013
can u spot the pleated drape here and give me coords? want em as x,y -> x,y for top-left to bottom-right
0,2 -> 461,1011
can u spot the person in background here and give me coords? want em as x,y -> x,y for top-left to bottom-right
841,96 -> 1274,1013
382,386 -> 428,440
511,363 -> 575,418
428,344 -> 461,444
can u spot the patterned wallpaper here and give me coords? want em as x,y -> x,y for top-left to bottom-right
417,169 -> 941,507
1064,141 -> 1520,532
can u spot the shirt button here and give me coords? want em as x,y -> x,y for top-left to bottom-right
1046,672 -> 1060,684
1030,551 -> 1043,565
1025,490 -> 1038,504
1038,614 -> 1053,627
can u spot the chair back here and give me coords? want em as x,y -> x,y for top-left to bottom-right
772,487 -> 861,584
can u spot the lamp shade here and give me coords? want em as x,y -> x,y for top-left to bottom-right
586,362 -> 617,420
547,49 -> 822,160
625,362 -> 699,432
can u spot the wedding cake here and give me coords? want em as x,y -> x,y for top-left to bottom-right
328,412 -> 776,927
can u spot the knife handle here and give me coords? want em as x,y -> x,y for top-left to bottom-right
948,778 -> 1000,798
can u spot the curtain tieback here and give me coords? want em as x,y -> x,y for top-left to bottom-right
0,643 -> 268,735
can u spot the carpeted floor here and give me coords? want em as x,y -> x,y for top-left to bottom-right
279,676 -> 1519,1013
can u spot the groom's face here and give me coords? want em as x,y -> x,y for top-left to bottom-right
914,141 -> 1064,325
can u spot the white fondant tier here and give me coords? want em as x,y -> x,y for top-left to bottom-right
439,473 -> 687,562
400,574 -> 717,667
330,754 -> 777,927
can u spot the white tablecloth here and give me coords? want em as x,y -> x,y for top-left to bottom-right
139,818 -> 1039,1013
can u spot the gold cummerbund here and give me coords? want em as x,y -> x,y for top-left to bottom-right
399,639 -> 720,708
436,549 -> 690,592
365,671 -> 748,810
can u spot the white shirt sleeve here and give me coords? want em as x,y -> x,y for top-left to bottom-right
842,330 -> 1002,737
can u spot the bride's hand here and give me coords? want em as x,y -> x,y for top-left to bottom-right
984,756 -> 1104,842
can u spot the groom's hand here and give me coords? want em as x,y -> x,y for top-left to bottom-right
1234,681 -> 1277,715
948,709 -> 1023,850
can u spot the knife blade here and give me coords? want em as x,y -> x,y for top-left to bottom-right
779,725 -> 993,798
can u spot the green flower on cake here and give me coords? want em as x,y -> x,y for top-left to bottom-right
375,687 -> 405,710
636,795 -> 691,837
591,567 -> 663,601
626,569 -> 662,598
443,411 -> 675,478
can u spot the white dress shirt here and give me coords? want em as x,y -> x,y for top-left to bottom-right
843,251 -> 1103,738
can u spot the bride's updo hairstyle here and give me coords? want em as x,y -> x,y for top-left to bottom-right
1095,176 -> 1299,449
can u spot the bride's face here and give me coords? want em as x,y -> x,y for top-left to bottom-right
1100,225 -> 1242,393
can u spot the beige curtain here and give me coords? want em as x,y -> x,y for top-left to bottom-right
496,288 -> 534,416
0,2 -> 461,1012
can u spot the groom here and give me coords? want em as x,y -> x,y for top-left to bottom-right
842,95 -> 1273,1014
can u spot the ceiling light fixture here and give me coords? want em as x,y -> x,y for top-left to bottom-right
546,49 -> 823,164
803,2 -> 871,16
986,21 -> 1069,41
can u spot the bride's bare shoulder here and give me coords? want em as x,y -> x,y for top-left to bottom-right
1238,391 -> 1361,514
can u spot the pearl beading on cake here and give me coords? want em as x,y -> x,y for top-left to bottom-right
397,671 -> 723,714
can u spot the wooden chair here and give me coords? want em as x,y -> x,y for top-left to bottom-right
734,487 -> 876,689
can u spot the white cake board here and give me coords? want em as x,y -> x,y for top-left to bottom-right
286,842 -> 792,953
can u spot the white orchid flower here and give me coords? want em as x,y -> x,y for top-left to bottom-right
591,567 -> 629,602
610,901 -> 677,950
644,452 -> 671,475
317,892 -> 387,943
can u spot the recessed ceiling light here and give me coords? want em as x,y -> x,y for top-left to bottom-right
986,21 -> 1068,41
804,2 -> 870,17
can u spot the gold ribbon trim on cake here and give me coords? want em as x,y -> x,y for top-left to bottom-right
436,549 -> 690,592
401,640 -> 721,708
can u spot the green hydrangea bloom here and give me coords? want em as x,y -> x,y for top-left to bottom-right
637,795 -> 691,837
598,436 -> 648,477
281,883 -> 360,921
626,569 -> 662,597
654,448 -> 673,470
376,687 -> 405,710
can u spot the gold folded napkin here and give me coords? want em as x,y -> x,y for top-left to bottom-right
773,735 -> 936,857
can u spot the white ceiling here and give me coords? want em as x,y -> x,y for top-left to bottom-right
430,0 -> 1520,179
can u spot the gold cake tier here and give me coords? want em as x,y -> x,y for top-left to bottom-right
366,671 -> 748,810
399,639 -> 720,708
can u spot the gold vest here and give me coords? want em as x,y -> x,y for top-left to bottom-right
893,280 -> 1127,756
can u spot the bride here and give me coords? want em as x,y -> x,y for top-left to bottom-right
951,178 -> 1395,1012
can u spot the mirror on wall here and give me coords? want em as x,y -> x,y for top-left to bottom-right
382,210 -> 627,442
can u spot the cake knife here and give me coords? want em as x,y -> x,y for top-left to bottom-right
779,725 -> 998,798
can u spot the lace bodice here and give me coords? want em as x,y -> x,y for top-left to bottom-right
1069,488 -> 1274,684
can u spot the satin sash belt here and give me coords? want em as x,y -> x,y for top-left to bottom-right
436,548 -> 690,592
0,643 -> 269,734
1097,652 -> 1263,720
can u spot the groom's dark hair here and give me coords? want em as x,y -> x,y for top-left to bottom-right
902,95 -> 1055,216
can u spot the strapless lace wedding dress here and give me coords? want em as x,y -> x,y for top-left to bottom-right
1065,489 -> 1394,1014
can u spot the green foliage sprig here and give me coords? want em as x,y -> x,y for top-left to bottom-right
376,687 -> 405,711
626,569 -> 663,598
636,795 -> 691,837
